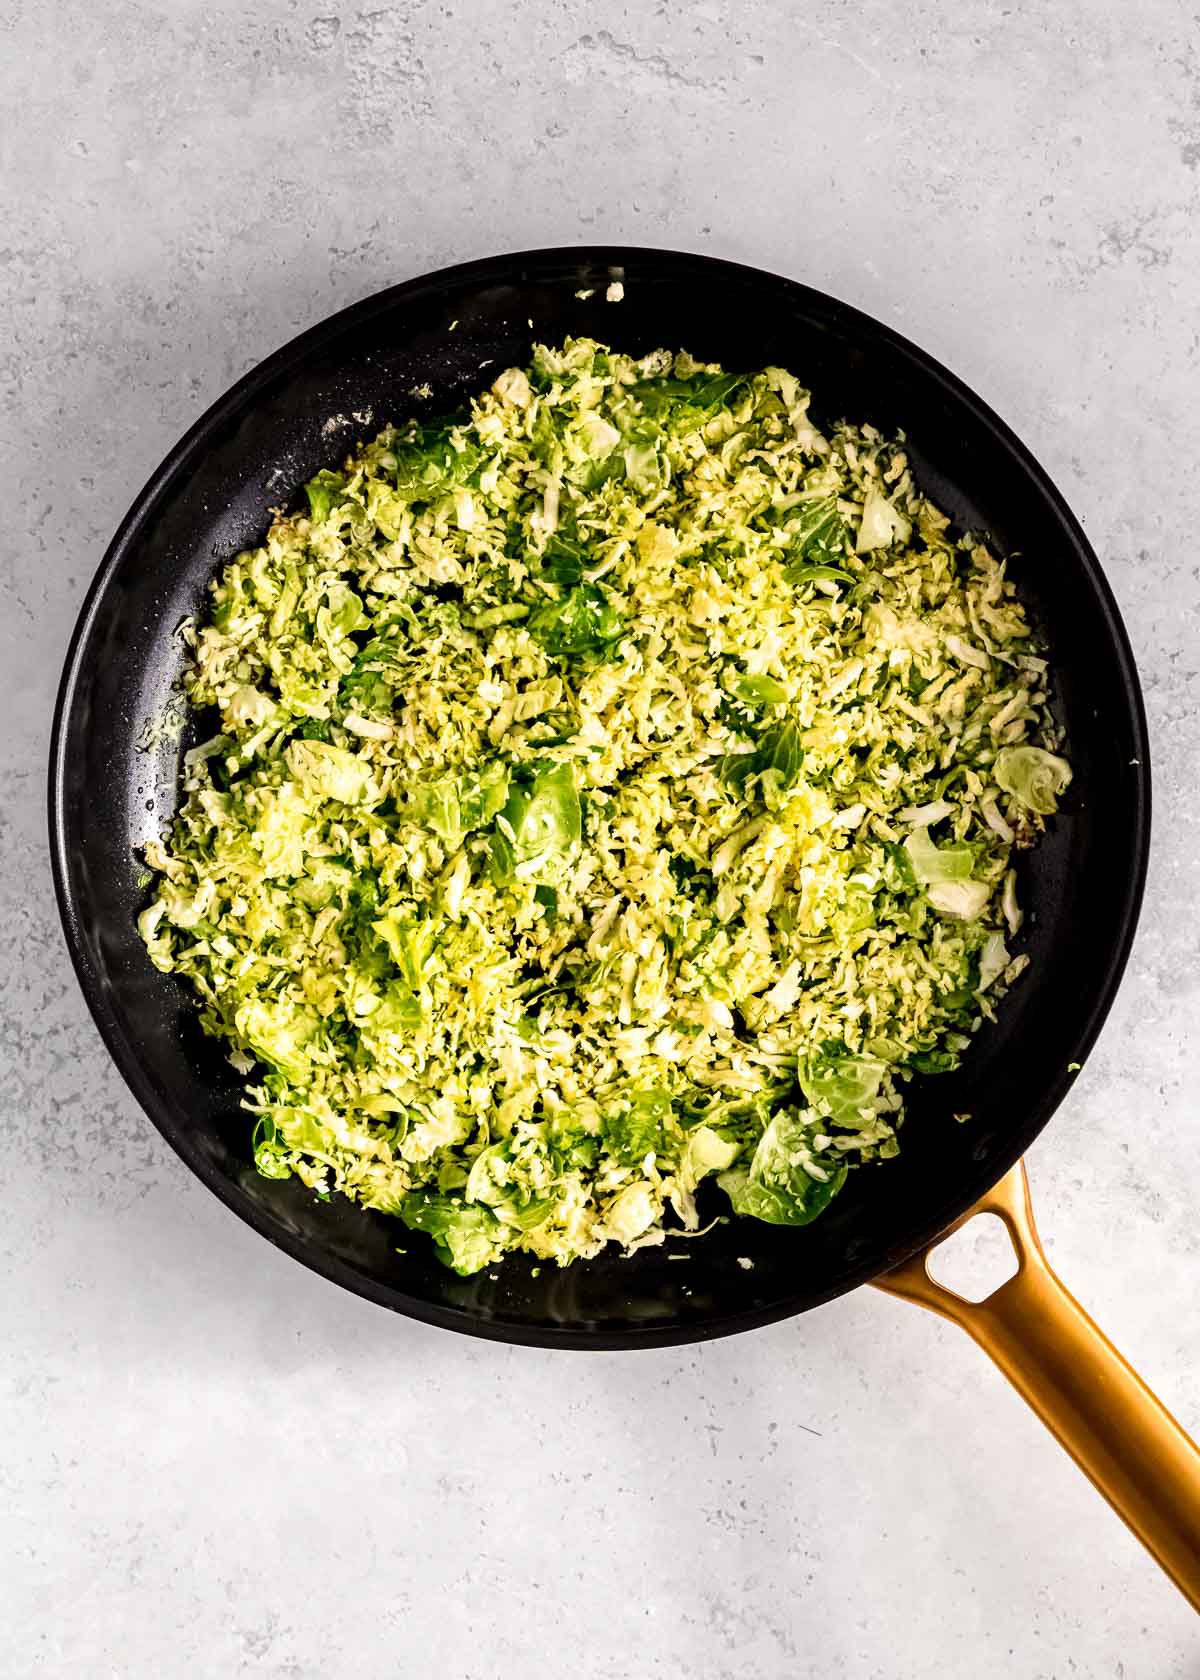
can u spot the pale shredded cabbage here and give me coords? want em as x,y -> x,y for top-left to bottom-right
139,338 -> 1070,1275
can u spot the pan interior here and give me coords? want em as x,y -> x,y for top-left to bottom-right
51,249 -> 1148,1346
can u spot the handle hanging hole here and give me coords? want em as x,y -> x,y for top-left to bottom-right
926,1211 -> 1020,1303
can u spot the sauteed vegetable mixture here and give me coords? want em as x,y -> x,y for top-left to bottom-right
139,338 -> 1070,1274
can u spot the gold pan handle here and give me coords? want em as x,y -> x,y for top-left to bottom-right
873,1161 -> 1200,1612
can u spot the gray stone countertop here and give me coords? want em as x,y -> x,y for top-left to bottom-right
3,1 -> 1198,1673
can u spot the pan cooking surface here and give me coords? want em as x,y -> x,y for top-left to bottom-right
49,248 -> 1149,1346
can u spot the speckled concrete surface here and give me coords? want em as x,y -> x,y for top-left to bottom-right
3,1 -> 1200,1673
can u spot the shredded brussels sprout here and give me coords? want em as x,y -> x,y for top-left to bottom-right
139,338 -> 1070,1274
994,745 -> 1072,815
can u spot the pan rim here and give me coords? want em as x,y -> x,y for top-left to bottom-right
47,244 -> 1152,1348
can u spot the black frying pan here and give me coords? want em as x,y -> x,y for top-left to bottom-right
54,248 -> 1200,1608
49,247 -> 1148,1346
